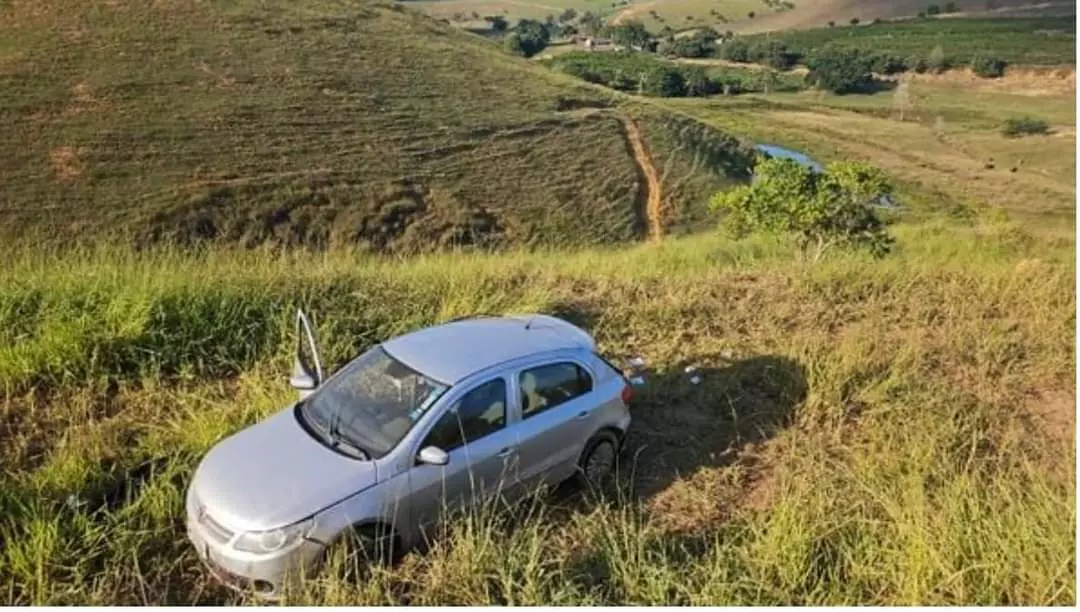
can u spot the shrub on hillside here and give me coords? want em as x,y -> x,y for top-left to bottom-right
606,20 -> 652,49
710,158 -> 895,260
926,4 -> 942,15
805,45 -> 876,93
504,19 -> 551,57
752,39 -> 801,70
662,29 -> 719,58
1001,116 -> 1050,137
640,68 -> 687,96
719,38 -> 752,62
869,53 -> 908,75
971,54 -> 1007,78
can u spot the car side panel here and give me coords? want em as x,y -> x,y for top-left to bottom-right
406,425 -> 520,538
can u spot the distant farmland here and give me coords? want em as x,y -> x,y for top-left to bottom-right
740,16 -> 1076,66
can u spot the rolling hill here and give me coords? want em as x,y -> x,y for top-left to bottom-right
601,0 -> 1075,35
0,0 -> 753,251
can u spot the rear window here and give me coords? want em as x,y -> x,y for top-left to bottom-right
593,352 -> 628,381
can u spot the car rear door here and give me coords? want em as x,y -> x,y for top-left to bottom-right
513,357 -> 598,493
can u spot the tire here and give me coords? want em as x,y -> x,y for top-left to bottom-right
575,430 -> 620,489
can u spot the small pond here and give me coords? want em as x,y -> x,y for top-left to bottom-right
752,143 -> 901,210
754,143 -> 825,173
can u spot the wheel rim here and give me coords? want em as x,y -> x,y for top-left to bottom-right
584,440 -> 616,483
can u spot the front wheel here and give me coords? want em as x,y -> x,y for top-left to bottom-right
575,430 -> 620,489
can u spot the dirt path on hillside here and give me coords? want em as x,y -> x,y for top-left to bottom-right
619,117 -> 663,242
611,0 -> 660,26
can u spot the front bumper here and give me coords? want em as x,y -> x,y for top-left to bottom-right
186,512 -> 326,598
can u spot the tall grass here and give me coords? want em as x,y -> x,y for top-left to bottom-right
0,217 -> 1074,604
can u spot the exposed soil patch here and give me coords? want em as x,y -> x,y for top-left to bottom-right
50,146 -> 83,182
1022,389 -> 1075,448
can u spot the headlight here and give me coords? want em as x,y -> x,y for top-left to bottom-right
234,517 -> 315,554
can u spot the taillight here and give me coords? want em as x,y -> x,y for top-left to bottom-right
621,383 -> 633,405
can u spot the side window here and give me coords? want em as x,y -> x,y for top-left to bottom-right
519,362 -> 593,419
421,379 -> 506,452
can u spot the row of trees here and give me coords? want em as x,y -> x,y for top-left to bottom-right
499,13 -> 656,58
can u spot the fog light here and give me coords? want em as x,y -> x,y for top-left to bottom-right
253,579 -> 275,594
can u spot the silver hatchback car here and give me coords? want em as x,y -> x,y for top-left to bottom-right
185,312 -> 633,597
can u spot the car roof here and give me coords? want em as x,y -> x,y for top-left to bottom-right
381,314 -> 595,385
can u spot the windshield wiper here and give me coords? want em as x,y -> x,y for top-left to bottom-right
300,401 -> 369,460
327,413 -> 370,460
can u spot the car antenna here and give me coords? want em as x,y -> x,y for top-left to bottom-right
524,315 -> 537,330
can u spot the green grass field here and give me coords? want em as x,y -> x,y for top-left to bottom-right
739,16 -> 1076,66
0,0 -> 751,251
0,218 -> 1074,604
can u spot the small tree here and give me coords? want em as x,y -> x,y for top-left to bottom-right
719,38 -> 752,62
828,20 -> 836,27
485,15 -> 509,33
578,11 -> 604,36
943,1 -> 957,12
850,17 -> 860,25
609,20 -> 652,48
928,45 -> 947,73
971,54 -> 1007,78
710,158 -> 894,260
926,4 -> 942,15
559,8 -> 578,22
505,19 -> 551,57
892,76 -> 913,121
759,68 -> 780,96
747,11 -> 756,18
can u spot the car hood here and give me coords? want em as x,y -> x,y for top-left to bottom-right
191,405 -> 376,533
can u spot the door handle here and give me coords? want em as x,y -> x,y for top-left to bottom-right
497,447 -> 516,458
575,410 -> 589,420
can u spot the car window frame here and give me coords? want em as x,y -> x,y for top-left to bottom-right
516,359 -> 595,420
415,375 -> 510,455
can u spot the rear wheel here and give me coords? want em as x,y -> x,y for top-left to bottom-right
575,430 -> 620,489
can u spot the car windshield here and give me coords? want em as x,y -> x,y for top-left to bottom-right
299,345 -> 448,458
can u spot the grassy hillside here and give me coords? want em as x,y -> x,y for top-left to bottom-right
739,16 -> 1076,66
0,0 -> 751,251
0,217 -> 1073,604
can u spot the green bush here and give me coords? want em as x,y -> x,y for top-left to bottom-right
1001,116 -> 1050,137
869,53 -> 908,74
505,18 -> 552,57
753,39 -> 801,70
719,38 -> 752,62
971,54 -> 1007,78
710,158 -> 895,260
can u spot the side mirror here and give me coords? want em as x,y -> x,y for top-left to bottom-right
290,368 -> 317,393
417,446 -> 449,467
